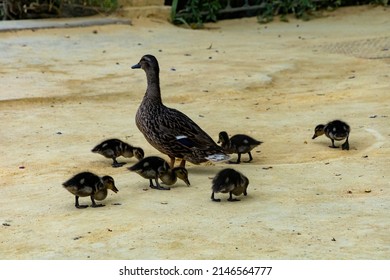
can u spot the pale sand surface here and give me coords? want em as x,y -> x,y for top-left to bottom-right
0,5 -> 389,259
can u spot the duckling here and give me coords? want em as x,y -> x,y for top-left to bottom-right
131,54 -> 229,168
62,172 -> 118,209
312,120 -> 350,150
218,131 -> 262,164
211,168 -> 249,202
128,156 -> 190,190
92,138 -> 144,167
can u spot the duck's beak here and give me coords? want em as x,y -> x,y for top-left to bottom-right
312,134 -> 317,139
131,63 -> 141,69
184,178 -> 191,187
111,186 -> 119,193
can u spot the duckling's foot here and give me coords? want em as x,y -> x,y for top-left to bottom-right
211,192 -> 221,202
150,185 -> 171,191
91,204 -> 105,208
75,197 -> 88,208
244,153 -> 254,163
329,145 -> 339,149
228,192 -> 240,202
342,142 -> 349,150
112,162 -> 126,168
150,178 -> 171,190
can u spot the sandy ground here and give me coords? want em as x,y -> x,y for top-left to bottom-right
0,5 -> 389,260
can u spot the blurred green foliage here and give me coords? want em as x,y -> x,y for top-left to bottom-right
170,0 -> 388,27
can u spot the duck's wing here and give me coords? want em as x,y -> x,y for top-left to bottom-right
159,107 -> 220,151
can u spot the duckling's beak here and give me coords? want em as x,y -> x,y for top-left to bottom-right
111,186 -> 119,193
131,63 -> 141,69
312,134 -> 317,139
184,178 -> 191,187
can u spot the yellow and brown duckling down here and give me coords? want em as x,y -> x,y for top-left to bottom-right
62,172 -> 118,209
218,131 -> 262,164
131,54 -> 229,168
211,168 -> 249,202
128,156 -> 190,190
92,138 -> 144,167
312,120 -> 350,150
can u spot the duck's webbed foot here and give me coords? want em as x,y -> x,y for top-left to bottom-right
151,185 -> 171,191
75,196 -> 88,209
243,152 -> 253,163
227,192 -> 240,202
75,204 -> 88,209
150,179 -> 170,190
112,159 -> 126,168
342,140 -> 349,150
90,197 -> 105,208
211,192 -> 221,202
91,203 -> 105,208
329,140 -> 338,149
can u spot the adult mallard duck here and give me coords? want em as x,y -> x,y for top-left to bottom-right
128,156 -> 190,190
312,120 -> 350,150
131,54 -> 229,168
218,131 -> 262,164
211,168 -> 249,202
92,138 -> 144,167
62,172 -> 118,209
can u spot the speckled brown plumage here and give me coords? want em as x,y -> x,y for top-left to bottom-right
132,54 -> 229,168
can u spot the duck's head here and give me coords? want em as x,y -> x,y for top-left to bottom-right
123,146 -> 144,160
312,124 -> 325,139
102,176 -> 119,193
218,131 -> 229,144
134,147 -> 145,160
91,145 -> 101,153
132,54 -> 159,73
232,175 -> 249,196
173,167 -> 191,186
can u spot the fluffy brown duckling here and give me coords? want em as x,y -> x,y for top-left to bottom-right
218,131 -> 262,164
92,138 -> 144,167
312,120 -> 350,150
128,156 -> 190,190
131,54 -> 229,168
62,172 -> 118,209
211,168 -> 249,202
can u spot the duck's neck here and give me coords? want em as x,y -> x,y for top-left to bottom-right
144,68 -> 162,104
221,136 -> 231,149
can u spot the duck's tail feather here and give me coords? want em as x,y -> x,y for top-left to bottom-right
205,153 -> 230,163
